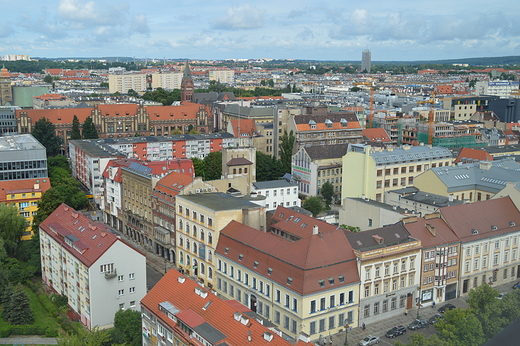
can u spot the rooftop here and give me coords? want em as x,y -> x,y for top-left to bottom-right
0,134 -> 45,152
177,192 -> 261,211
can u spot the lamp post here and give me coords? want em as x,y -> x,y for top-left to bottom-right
344,324 -> 349,345
416,288 -> 422,319
164,259 -> 167,274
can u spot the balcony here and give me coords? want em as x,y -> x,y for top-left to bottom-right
104,269 -> 117,279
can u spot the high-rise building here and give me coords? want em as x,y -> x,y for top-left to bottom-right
361,49 -> 371,73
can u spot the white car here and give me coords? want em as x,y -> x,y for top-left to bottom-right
359,335 -> 380,346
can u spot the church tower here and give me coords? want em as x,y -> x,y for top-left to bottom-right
0,67 -> 13,106
180,61 -> 194,103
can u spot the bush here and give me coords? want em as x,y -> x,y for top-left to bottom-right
37,293 -> 58,317
0,324 -> 56,337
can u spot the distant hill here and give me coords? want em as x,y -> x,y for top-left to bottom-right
374,56 -> 520,66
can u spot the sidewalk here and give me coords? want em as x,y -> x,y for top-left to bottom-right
0,337 -> 58,345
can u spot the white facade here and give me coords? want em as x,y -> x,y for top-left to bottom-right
475,81 -> 519,98
209,70 -> 235,84
151,72 -> 182,90
252,180 -> 301,211
109,74 -> 148,94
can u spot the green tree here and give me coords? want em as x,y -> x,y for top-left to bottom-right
203,151 -> 222,181
256,151 -> 283,182
33,188 -> 65,229
43,74 -> 54,84
32,117 -> 62,157
47,155 -> 71,173
303,196 -> 323,217
82,116 -> 99,139
192,157 -> 206,179
99,82 -> 109,88
340,224 -> 361,232
57,327 -> 111,346
393,333 -> 450,346
0,204 -> 29,256
127,89 -> 139,97
350,86 -> 362,92
436,308 -> 486,346
70,115 -> 82,140
114,309 -> 142,346
320,181 -> 334,207
1,284 -> 34,325
188,128 -> 201,134
171,128 -> 183,135
279,130 -> 295,174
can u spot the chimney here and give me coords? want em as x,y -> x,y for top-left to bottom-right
372,235 -> 384,244
448,194 -> 454,202
479,161 -> 492,170
313,225 -> 319,235
425,223 -> 436,236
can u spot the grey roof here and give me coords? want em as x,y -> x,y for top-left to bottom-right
344,223 -> 415,252
222,104 -> 274,118
431,158 -> 520,193
69,140 -> 126,158
366,145 -> 453,165
253,179 -> 297,190
293,112 -> 358,125
193,322 -> 226,344
303,144 -> 349,160
402,191 -> 463,207
178,192 -> 261,211
349,197 -> 409,214
0,134 -> 46,152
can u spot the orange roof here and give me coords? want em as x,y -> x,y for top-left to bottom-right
218,220 -> 359,295
17,108 -> 93,124
145,103 -> 203,120
141,270 -> 309,346
153,171 -> 194,201
34,94 -> 67,100
454,148 -> 493,164
39,204 -> 142,267
45,69 -> 62,75
404,216 -> 459,249
0,178 -> 51,203
229,119 -> 258,137
297,119 -> 361,132
362,128 -> 392,142
97,104 -> 139,116
270,206 -> 338,238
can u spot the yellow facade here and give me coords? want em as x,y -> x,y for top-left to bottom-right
7,191 -> 43,240
216,258 -> 360,340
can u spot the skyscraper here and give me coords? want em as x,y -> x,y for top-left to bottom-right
362,49 -> 371,73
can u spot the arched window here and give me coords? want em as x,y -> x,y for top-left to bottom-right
193,225 -> 197,237
200,262 -> 205,275
179,236 -> 183,247
233,168 -> 237,174
186,239 -> 190,251
208,250 -> 213,262
187,255 -> 190,267
244,168 -> 248,173
208,267 -> 213,279
179,251 -> 184,264
208,233 -> 213,245
200,229 -> 205,241
239,168 -> 242,174
179,219 -> 183,231
193,242 -> 197,254
186,222 -> 190,233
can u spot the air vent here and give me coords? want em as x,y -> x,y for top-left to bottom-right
471,229 -> 478,235
491,225 -> 498,231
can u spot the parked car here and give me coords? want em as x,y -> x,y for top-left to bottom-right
359,335 -> 380,346
513,282 -> 520,289
385,326 -> 407,338
429,313 -> 445,324
438,303 -> 456,313
408,319 -> 429,330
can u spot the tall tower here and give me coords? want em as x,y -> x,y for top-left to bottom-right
361,49 -> 371,73
180,61 -> 194,103
0,67 -> 13,106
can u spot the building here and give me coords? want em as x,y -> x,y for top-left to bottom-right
140,270 -> 310,346
403,214 -> 461,304
180,61 -> 194,103
208,70 -> 235,84
108,74 -> 147,94
175,193 -> 265,289
0,67 -> 13,106
39,204 -> 146,330
385,187 -> 463,217
252,177 -> 301,211
344,224 -> 421,326
216,218 -> 360,341
0,134 -> 51,239
361,49 -> 371,73
475,81 -> 519,98
292,144 -> 347,199
0,106 -> 18,135
341,144 -> 453,203
339,197 -> 411,231
440,197 -> 520,296
413,158 -> 520,203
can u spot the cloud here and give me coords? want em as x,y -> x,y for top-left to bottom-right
297,27 -> 315,40
210,5 -> 265,30
0,24 -> 15,38
131,14 -> 150,36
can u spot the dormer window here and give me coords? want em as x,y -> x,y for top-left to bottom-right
491,225 -> 498,231
340,118 -> 348,127
319,279 -> 325,287
254,261 -> 259,268
238,254 -> 243,261
510,222 -> 516,227
338,275 -> 345,283
328,277 -> 335,285
287,277 -> 293,285
224,247 -> 229,254
309,120 -> 316,130
325,119 -> 333,128
267,268 -> 273,275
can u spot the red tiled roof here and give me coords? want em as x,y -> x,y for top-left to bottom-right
440,197 -> 520,241
153,171 -> 194,201
270,206 -> 337,239
39,204 -> 122,267
454,148 -> 493,164
226,157 -> 253,166
16,108 -> 93,124
145,104 -> 202,120
362,128 -> 392,142
102,159 -> 140,182
229,119 -> 258,137
0,178 -> 51,203
98,104 -> 139,116
141,270 -> 309,346
218,221 -> 359,295
403,216 -> 460,248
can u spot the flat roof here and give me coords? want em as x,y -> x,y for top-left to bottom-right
0,134 -> 45,152
178,192 -> 261,211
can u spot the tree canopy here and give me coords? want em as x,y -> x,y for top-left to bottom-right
82,116 -> 99,139
303,196 -> 323,217
70,115 -> 82,140
192,152 -> 222,181
279,130 -> 295,175
1,284 -> 34,325
256,151 -> 283,182
113,309 -> 142,346
320,181 -> 334,207
32,117 -> 62,157
0,205 -> 29,256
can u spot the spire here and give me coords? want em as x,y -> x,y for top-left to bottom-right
183,60 -> 192,80
181,60 -> 194,103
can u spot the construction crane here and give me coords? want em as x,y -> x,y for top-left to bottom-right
354,81 -> 375,128
418,92 -> 436,145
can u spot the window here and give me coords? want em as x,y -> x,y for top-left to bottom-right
329,295 -> 335,308
293,298 -> 298,312
364,304 -> 370,317
118,275 -> 124,282
285,294 -> 290,307
339,292 -> 345,305
385,264 -> 390,276
319,318 -> 326,332
310,321 -> 316,335
284,315 -> 289,329
118,289 -> 124,296
320,297 -> 326,310
365,268 -> 371,280
130,301 -> 136,307
276,289 -> 281,302
129,287 -> 135,294
310,300 -> 316,313
329,316 -> 335,329
348,290 -> 354,303
119,303 -> 125,310
129,273 -> 135,280
375,266 -> 380,277
365,285 -> 370,297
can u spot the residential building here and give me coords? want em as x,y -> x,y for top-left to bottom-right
0,106 -> 18,134
175,193 -> 265,289
40,204 -> 146,330
292,144 -> 346,199
140,270 -> 310,346
226,118 -> 268,155
403,214 -> 461,304
440,197 -> 520,295
413,158 -> 520,203
0,134 -> 51,239
344,224 -> 421,326
208,69 -> 235,84
216,219 -> 360,341
108,73 -> 147,94
475,81 -> 519,98
339,197 -> 411,231
252,177 -> 301,211
385,187 -> 463,217
0,67 -> 13,106
341,144 -> 453,203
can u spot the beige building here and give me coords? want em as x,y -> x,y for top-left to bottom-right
109,74 -> 147,94
341,144 -> 453,203
339,197 -> 411,231
209,70 -> 235,84
175,192 -> 265,289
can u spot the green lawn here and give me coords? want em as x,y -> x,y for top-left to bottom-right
23,286 -> 61,330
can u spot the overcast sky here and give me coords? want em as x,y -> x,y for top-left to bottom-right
1,0 -> 518,62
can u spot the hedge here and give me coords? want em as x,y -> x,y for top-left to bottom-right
0,325 -> 59,337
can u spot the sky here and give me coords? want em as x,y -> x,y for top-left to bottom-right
1,0 -> 519,62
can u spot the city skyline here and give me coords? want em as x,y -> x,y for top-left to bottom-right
1,0 -> 518,62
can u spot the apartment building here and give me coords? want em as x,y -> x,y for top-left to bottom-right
140,270 -> 311,346
0,134 -> 50,239
341,144 -> 453,203
39,204 -> 146,330
344,224 -> 421,326
252,177 -> 301,211
175,193 -> 265,289
208,70 -> 235,84
216,219 -> 360,341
